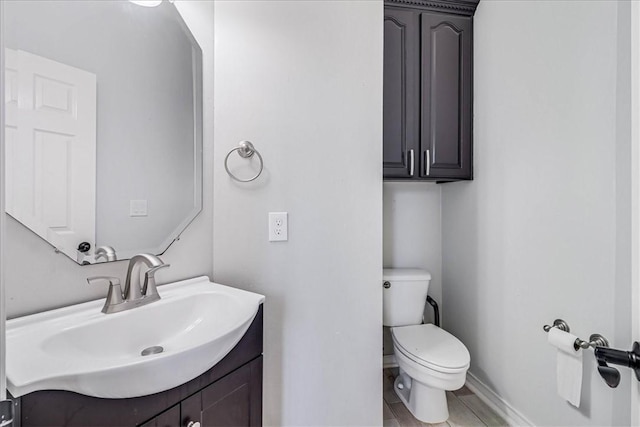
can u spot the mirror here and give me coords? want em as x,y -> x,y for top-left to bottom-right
4,0 -> 203,265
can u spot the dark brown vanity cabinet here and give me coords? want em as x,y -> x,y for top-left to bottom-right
141,358 -> 262,427
139,405 -> 180,427
16,306 -> 263,427
383,0 -> 478,182
180,359 -> 262,427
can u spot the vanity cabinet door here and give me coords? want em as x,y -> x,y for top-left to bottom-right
420,12 -> 473,180
383,7 -> 420,179
139,405 -> 180,427
181,357 -> 263,427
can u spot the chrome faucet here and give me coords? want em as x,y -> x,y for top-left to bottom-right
87,253 -> 170,314
124,254 -> 169,302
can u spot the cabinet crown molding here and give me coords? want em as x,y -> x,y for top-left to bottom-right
385,0 -> 479,16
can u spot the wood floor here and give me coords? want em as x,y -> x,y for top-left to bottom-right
383,368 -> 509,427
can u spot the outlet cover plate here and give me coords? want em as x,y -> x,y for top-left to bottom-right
268,212 -> 288,242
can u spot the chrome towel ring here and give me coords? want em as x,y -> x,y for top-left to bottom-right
224,141 -> 264,182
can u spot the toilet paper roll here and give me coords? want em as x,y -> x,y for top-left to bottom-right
547,328 -> 583,407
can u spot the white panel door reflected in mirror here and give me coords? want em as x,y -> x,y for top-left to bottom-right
5,48 -> 97,263
3,0 -> 203,265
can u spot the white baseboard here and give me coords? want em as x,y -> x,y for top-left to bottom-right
465,372 -> 535,427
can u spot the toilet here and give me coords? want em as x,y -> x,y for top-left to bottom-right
383,268 -> 470,424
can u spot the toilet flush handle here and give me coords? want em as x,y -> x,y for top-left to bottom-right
383,281 -> 391,289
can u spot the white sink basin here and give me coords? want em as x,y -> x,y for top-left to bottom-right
6,276 -> 264,398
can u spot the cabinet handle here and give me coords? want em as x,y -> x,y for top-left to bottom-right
409,149 -> 415,177
424,150 -> 430,176
187,422 -> 201,427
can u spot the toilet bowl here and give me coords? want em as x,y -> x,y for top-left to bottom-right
383,268 -> 470,423
391,324 -> 470,423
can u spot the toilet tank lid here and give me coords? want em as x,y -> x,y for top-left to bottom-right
383,268 -> 431,281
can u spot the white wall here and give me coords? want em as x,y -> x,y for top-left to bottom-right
5,0 -> 196,257
383,182 -> 442,325
442,1 -> 631,425
0,0 -> 7,400
613,2 -> 632,424
212,1 -> 383,425
4,1 -> 214,318
630,3 -> 640,425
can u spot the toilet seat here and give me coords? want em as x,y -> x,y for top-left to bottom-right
391,324 -> 470,374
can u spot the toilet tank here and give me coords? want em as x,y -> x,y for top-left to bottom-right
383,268 -> 431,327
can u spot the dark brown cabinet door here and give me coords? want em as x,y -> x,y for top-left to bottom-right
181,358 -> 263,427
420,12 -> 472,180
139,405 -> 180,427
383,7 -> 420,178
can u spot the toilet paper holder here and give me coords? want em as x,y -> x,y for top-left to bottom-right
543,318 -> 610,350
543,319 -> 640,389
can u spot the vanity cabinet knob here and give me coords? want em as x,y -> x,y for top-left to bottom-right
383,281 -> 391,289
187,422 -> 201,427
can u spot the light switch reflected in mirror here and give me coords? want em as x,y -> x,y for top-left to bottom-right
3,0 -> 203,265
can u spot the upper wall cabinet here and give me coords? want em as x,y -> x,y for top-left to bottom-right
383,0 -> 478,182
383,8 -> 420,179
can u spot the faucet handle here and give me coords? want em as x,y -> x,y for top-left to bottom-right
142,264 -> 170,298
87,276 -> 121,287
87,276 -> 124,312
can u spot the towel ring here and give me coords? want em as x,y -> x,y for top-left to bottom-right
224,141 -> 264,182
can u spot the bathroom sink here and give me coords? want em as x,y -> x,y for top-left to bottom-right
6,276 -> 265,398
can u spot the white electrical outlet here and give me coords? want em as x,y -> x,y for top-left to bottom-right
269,212 -> 288,242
